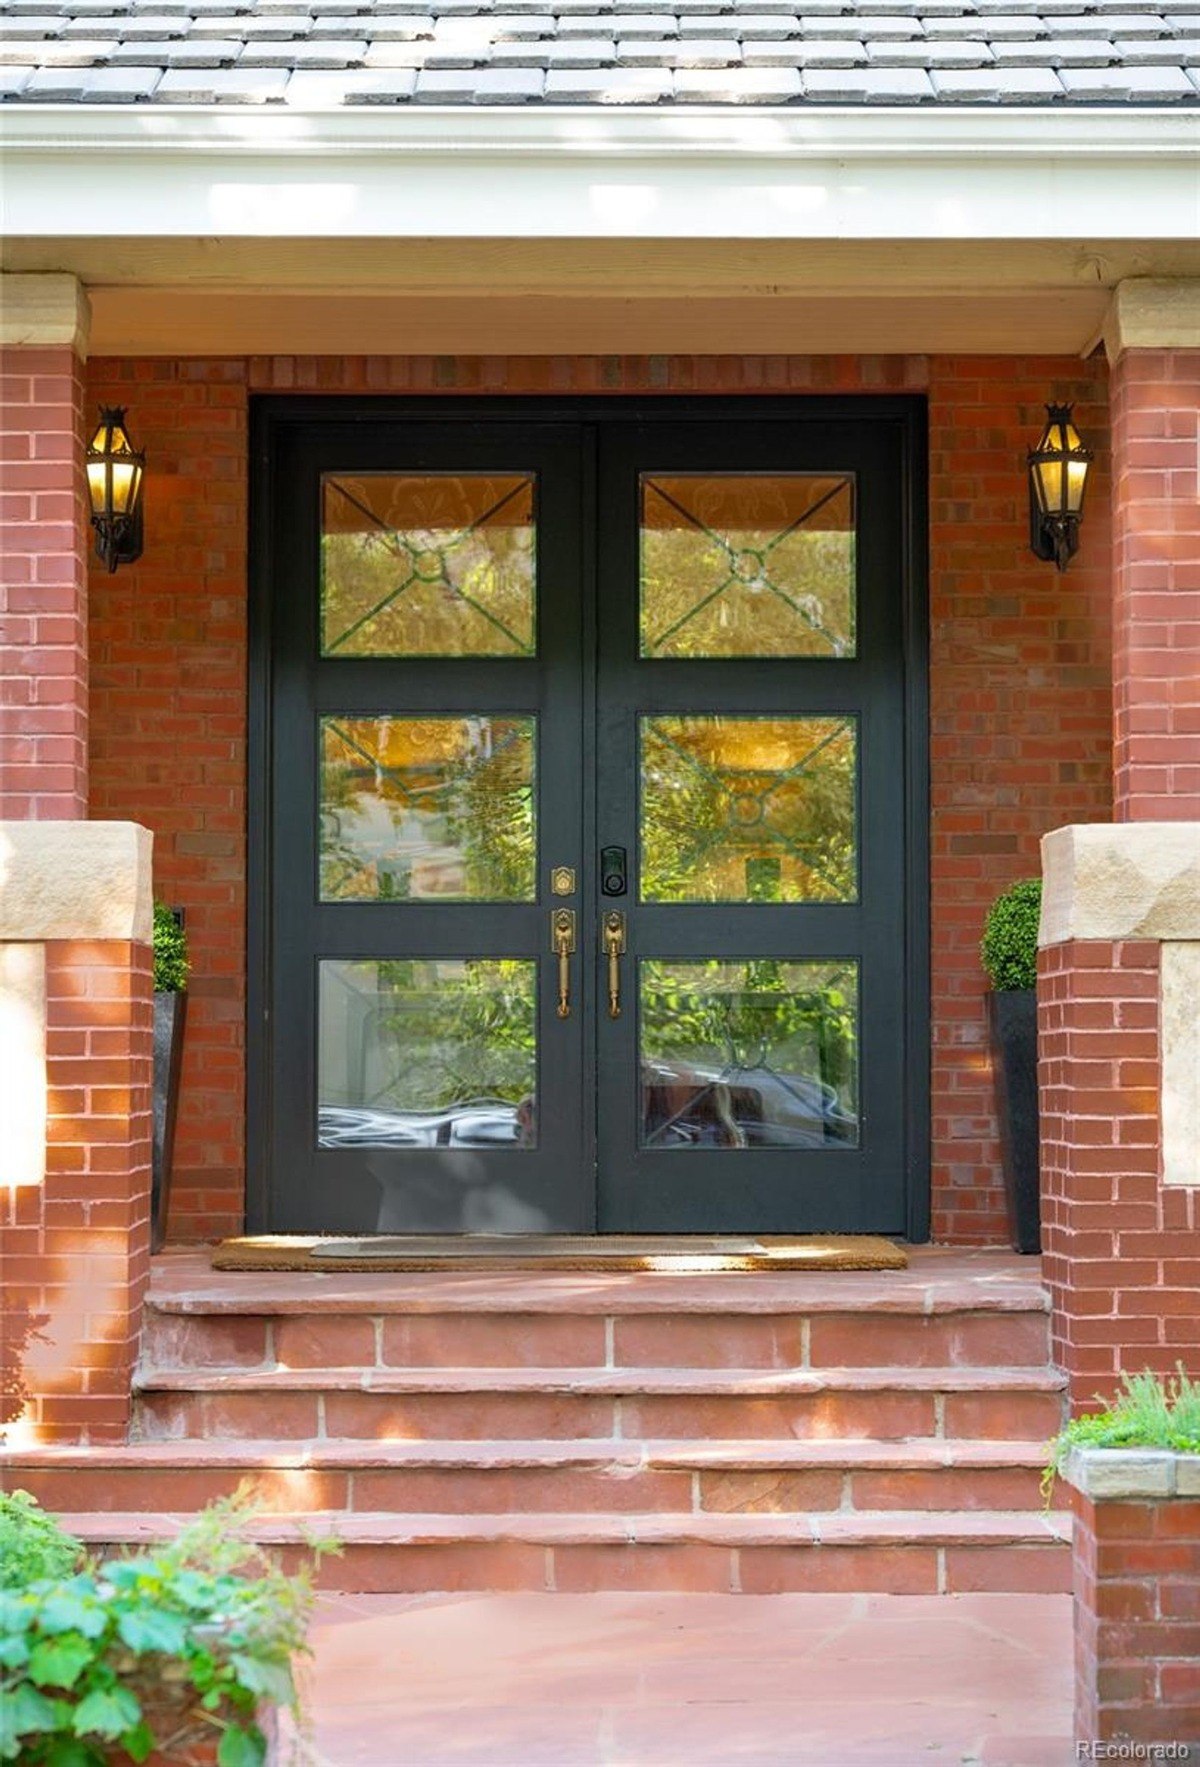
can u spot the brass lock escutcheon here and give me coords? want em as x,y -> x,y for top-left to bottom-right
603,910 -> 626,1019
551,907 -> 577,1019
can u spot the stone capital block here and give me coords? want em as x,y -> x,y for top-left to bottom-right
0,821 -> 153,944
1039,823 -> 1200,947
0,273 -> 91,356
1103,277 -> 1200,362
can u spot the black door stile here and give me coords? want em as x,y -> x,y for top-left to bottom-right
247,396 -> 929,1239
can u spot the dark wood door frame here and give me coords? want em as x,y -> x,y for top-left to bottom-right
247,394 -> 930,1241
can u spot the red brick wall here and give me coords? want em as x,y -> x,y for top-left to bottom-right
0,938 -> 153,1443
0,346 -> 88,818
1111,347 -> 1200,820
929,357 -> 1113,1241
1071,1484 -> 1200,1745
85,352 -> 1113,1244
1040,937 -> 1200,1406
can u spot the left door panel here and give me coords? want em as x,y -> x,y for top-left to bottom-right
259,420 -> 589,1233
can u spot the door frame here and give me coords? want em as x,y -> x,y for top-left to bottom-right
246,393 -> 930,1240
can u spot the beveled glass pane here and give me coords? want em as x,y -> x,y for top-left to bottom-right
320,715 -> 535,902
318,958 -> 537,1149
640,474 -> 855,659
321,474 -> 536,657
639,959 -> 859,1150
640,715 -> 857,904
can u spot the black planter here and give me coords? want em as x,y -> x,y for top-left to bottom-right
152,990 -> 187,1254
987,988 -> 1041,1255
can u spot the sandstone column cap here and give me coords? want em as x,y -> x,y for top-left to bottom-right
0,273 -> 91,358
0,821 -> 152,943
1040,822 -> 1200,947
1064,1445 -> 1200,1501
1102,277 -> 1200,363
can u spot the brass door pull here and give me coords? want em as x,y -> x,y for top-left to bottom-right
552,908 -> 576,1019
603,911 -> 626,1019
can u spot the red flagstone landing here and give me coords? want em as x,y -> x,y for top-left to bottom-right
283,1590 -> 1073,1766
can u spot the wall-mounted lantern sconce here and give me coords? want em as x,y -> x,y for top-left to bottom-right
1027,402 -> 1092,572
86,406 -> 145,573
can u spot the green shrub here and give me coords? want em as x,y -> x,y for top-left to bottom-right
980,877 -> 1042,991
0,1493 -> 83,1592
1043,1365 -> 1200,1503
153,902 -> 189,994
0,1488 -> 335,1767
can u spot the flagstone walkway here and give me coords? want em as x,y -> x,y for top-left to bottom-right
287,1590 -> 1073,1766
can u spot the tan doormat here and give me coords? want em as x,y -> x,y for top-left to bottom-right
211,1234 -> 908,1274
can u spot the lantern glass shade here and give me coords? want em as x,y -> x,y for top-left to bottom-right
1027,402 -> 1092,570
85,408 -> 145,570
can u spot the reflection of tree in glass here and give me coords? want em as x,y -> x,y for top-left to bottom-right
372,959 -> 536,1110
319,718 -> 534,903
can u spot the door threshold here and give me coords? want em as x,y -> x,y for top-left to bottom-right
212,1234 -> 908,1273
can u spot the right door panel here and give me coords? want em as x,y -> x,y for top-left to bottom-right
595,418 -> 916,1233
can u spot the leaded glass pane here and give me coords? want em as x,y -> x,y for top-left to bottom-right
321,474 -> 536,657
640,715 -> 857,904
320,715 -> 536,902
640,473 -> 855,659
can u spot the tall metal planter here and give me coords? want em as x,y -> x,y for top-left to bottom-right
987,988 -> 1041,1254
152,989 -> 187,1254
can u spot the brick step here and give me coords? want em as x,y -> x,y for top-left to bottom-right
53,1507 -> 1072,1595
2,1436 -> 1052,1516
132,1364 -> 1066,1443
142,1303 -> 1049,1374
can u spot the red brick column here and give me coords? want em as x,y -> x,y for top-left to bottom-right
0,825 -> 154,1445
0,276 -> 91,818
1110,342 -> 1200,821
1039,825 -> 1200,1409
1067,1452 -> 1200,1750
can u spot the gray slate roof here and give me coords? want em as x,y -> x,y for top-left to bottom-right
1,0 -> 1198,101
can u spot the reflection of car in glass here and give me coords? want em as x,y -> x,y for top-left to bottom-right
319,1062 -> 855,1152
318,1100 -> 525,1150
641,1060 -> 857,1149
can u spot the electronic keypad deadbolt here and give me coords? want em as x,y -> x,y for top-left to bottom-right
600,846 -> 627,897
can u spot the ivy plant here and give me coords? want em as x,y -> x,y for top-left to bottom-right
1042,1366 -> 1200,1504
152,903 -> 189,995
980,877 -> 1042,992
0,1493 -> 83,1593
0,1489 -> 335,1767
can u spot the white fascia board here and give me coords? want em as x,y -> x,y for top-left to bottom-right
1,104 -> 1197,242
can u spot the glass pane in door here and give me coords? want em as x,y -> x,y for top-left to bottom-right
640,473 -> 855,659
317,957 -> 538,1149
639,714 -> 857,904
639,959 -> 859,1151
319,715 -> 536,902
321,473 -> 536,656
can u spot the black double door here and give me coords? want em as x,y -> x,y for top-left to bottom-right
252,398 -> 928,1237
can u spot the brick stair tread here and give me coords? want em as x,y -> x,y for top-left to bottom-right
51,1508 -> 1072,1548
133,1364 -> 1065,1395
0,1436 -> 1052,1471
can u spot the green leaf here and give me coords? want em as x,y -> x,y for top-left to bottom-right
28,1632 -> 94,1690
3,1680 -> 61,1735
0,1635 -> 30,1670
43,1740 -> 102,1767
228,1654 -> 294,1704
72,1685 -> 142,1741
118,1719 -> 155,1763
217,1722 -> 266,1767
116,1607 -> 188,1656
36,1588 -> 106,1640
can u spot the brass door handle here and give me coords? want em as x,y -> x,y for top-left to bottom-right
603,911 -> 626,1019
552,908 -> 576,1019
